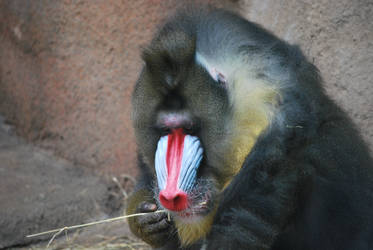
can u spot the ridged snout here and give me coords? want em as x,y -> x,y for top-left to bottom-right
155,129 -> 203,211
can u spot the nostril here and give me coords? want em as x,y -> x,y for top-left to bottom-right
159,190 -> 188,211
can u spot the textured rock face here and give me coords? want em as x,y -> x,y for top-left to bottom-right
0,0 -> 142,176
238,0 -> 373,149
0,0 -> 372,179
0,116 -> 122,248
0,0 -> 233,176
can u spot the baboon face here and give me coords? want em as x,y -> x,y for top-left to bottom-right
132,49 -> 232,221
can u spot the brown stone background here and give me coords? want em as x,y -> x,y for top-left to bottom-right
0,0 -> 236,178
0,0 -> 372,248
0,0 -> 372,178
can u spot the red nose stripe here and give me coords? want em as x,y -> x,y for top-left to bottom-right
166,128 -> 185,186
159,128 -> 188,211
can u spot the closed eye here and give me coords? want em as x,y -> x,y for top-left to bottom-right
195,52 -> 227,88
216,72 -> 227,87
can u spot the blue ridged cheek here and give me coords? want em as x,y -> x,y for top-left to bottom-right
154,135 -> 204,192
178,135 -> 203,191
155,136 -> 168,191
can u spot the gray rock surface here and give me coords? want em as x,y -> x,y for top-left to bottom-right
0,116 -> 123,248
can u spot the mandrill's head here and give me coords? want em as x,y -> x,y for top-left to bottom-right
131,9 -> 281,245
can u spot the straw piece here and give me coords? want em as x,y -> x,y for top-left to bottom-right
26,210 -> 167,238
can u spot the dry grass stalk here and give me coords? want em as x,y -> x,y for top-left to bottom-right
26,210 -> 167,247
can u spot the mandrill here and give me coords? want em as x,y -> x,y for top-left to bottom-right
126,6 -> 373,250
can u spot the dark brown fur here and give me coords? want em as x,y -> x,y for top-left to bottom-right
127,7 -> 373,250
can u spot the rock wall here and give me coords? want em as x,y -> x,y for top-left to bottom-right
0,0 -> 232,176
0,0 -> 371,177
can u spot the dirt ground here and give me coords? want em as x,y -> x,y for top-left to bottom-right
9,221 -> 150,250
0,115 -> 148,249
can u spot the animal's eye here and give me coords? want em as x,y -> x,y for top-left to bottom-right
216,73 -> 227,87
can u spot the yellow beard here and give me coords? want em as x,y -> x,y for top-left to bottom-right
175,206 -> 218,246
225,72 -> 279,181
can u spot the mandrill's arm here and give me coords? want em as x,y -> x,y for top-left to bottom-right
126,155 -> 180,249
206,127 -> 308,250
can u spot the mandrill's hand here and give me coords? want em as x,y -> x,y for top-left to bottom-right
128,201 -> 177,248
